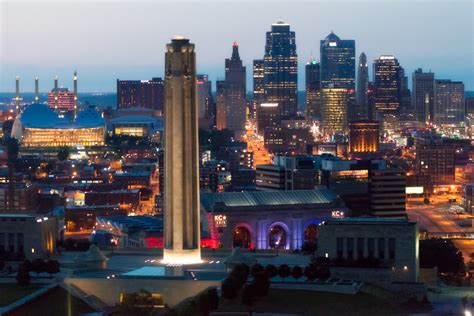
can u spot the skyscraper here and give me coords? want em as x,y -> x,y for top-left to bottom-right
197,74 -> 213,117
399,66 -> 411,117
412,68 -> 434,123
163,37 -> 201,264
263,20 -> 298,118
216,43 -> 247,133
117,78 -> 165,114
320,31 -> 355,90
305,58 -> 321,120
356,52 -> 368,119
321,88 -> 348,135
433,79 -> 465,126
373,55 -> 401,121
252,59 -> 265,121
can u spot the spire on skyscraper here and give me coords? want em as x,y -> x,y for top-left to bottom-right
231,41 -> 240,60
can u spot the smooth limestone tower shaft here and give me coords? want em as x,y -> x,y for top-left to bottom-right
162,37 -> 201,264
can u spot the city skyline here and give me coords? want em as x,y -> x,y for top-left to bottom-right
1,0 -> 473,92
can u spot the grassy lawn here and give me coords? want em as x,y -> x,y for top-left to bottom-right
217,288 -> 431,316
0,284 -> 42,307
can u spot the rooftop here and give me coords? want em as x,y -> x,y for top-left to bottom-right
323,217 -> 415,226
201,189 -> 337,211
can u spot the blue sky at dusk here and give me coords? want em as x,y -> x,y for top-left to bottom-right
1,0 -> 473,92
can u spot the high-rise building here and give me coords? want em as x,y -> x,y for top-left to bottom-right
415,143 -> 455,184
320,32 -> 356,90
321,88 -> 348,135
216,43 -> 247,134
356,52 -> 369,119
369,168 -> 407,218
263,20 -> 298,118
412,68 -> 434,124
252,59 -> 265,121
256,103 -> 280,134
197,74 -> 214,128
305,58 -> 321,120
162,37 -> 201,264
373,55 -> 401,123
398,66 -> 412,119
349,120 -> 379,155
320,32 -> 355,121
117,78 -> 165,114
433,80 -> 465,126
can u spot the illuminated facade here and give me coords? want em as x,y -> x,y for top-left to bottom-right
47,88 -> 75,111
433,79 -> 465,126
162,37 -> 201,264
257,103 -> 280,134
320,32 -> 355,90
373,55 -> 401,120
201,189 -> 347,250
263,20 -> 298,118
305,58 -> 321,119
252,59 -> 265,120
321,88 -> 348,135
349,120 -> 379,155
412,68 -> 434,124
11,103 -> 105,147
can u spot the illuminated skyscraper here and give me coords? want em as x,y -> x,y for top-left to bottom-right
163,37 -> 201,264
263,20 -> 298,118
305,58 -> 321,120
412,68 -> 434,123
321,88 -> 348,135
373,55 -> 401,121
216,43 -> 247,133
320,32 -> 355,90
252,59 -> 265,120
433,79 -> 464,126
356,52 -> 368,119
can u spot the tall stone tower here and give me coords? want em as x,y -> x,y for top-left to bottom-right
162,37 -> 201,264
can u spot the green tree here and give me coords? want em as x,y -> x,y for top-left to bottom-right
278,264 -> 291,282
420,239 -> 465,273
291,265 -> 303,281
57,147 -> 70,161
31,258 -> 46,277
241,284 -> 256,314
45,260 -> 60,277
251,263 -> 264,278
221,277 -> 240,300
16,266 -> 30,286
264,264 -> 278,279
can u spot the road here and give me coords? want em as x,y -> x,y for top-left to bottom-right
406,196 -> 474,261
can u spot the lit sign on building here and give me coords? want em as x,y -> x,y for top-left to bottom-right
214,214 -> 228,227
331,210 -> 345,218
329,42 -> 337,47
406,186 -> 424,194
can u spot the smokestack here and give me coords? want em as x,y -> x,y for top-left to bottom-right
73,71 -> 78,120
54,75 -> 58,109
15,76 -> 20,113
34,77 -> 39,103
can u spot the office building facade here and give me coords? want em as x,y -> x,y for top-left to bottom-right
263,20 -> 298,118
252,59 -> 265,121
321,88 -> 348,135
433,80 -> 465,126
117,78 -> 165,114
412,69 -> 434,124
373,56 -> 401,122
216,43 -> 247,133
305,59 -> 321,120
